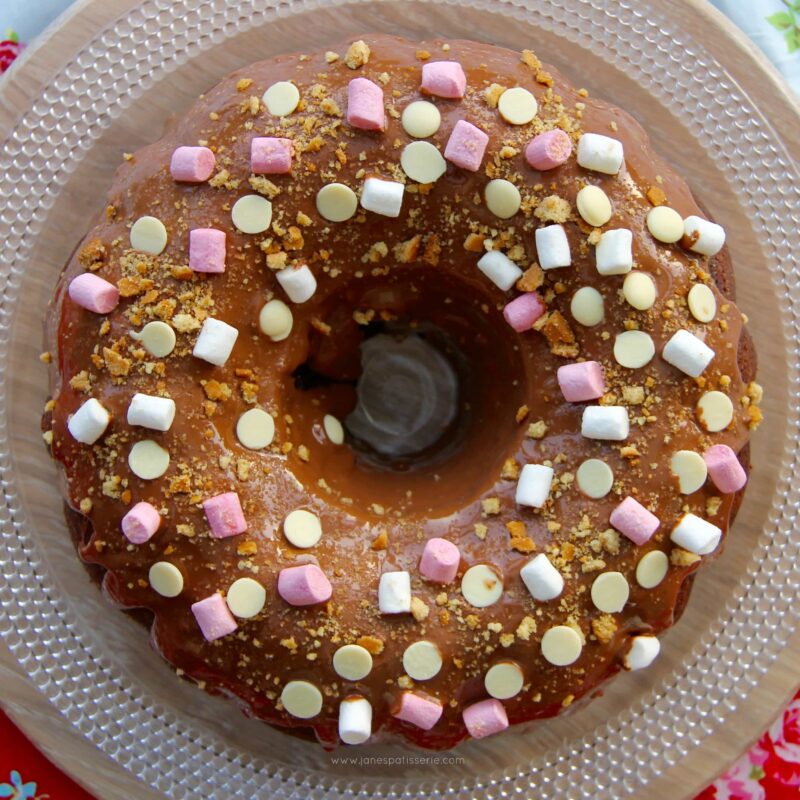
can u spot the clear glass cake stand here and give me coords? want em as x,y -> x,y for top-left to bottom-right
0,1 -> 798,798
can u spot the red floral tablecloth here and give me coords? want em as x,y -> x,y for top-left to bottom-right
2,24 -> 800,800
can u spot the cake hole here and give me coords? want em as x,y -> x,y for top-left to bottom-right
347,326 -> 461,463
285,266 -> 531,517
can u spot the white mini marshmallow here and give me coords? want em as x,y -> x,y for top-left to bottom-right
192,317 -> 239,366
662,329 -> 715,377
127,393 -> 176,432
520,553 -> 563,601
477,251 -> 523,291
581,406 -> 629,440
535,224 -> 571,270
576,133 -> 624,174
623,635 -> 661,671
339,696 -> 372,745
670,513 -> 722,555
683,215 -> 726,257
378,571 -> 411,614
595,229 -> 633,275
360,177 -> 404,218
67,398 -> 110,444
277,264 -> 317,304
515,463 -> 554,508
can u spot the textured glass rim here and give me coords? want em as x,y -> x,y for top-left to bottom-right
0,0 -> 799,797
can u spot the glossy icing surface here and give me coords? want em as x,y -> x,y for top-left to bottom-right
43,35 -> 759,749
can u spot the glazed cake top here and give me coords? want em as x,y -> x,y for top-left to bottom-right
45,35 -> 760,749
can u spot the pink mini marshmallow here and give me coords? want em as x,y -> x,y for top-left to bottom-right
462,698 -> 509,739
278,564 -> 332,606
421,61 -> 467,99
120,501 -> 162,544
444,120 -> 489,172
191,593 -> 238,642
346,78 -> 385,131
503,292 -> 545,332
202,491 -> 247,539
557,361 -> 606,403
419,537 -> 461,584
393,692 -> 443,731
68,273 -> 120,314
250,137 -> 294,174
189,228 -> 226,274
704,444 -> 747,493
524,129 -> 573,171
170,146 -> 216,183
610,496 -> 660,546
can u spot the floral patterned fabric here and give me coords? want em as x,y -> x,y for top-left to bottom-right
697,690 -> 800,800
0,31 -> 23,73
0,2 -> 799,798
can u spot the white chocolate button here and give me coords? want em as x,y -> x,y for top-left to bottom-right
570,286 -> 604,326
131,321 -> 176,358
148,561 -> 183,597
400,141 -> 446,184
613,330 -> 655,369
283,509 -> 322,549
262,81 -> 300,116
498,87 -> 538,125
646,206 -> 684,243
402,640 -> 442,681
622,272 -> 657,311
461,564 -> 503,608
697,391 -> 734,432
636,550 -> 669,589
130,216 -> 168,255
688,283 -> 717,323
401,100 -> 441,138
281,680 -> 323,718
670,450 -> 708,494
484,660 -> 524,699
323,414 -> 345,445
259,299 -> 293,341
484,179 -> 521,219
333,644 -> 373,681
226,577 -> 266,618
232,194 -> 272,234
576,185 -> 612,227
236,408 -> 275,450
590,571 -> 629,613
541,625 -> 582,666
128,439 -> 169,480
576,459 -> 614,499
316,183 -> 358,222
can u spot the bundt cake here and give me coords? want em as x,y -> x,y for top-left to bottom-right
42,34 -> 761,749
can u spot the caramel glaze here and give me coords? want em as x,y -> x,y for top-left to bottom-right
43,35 -> 758,749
